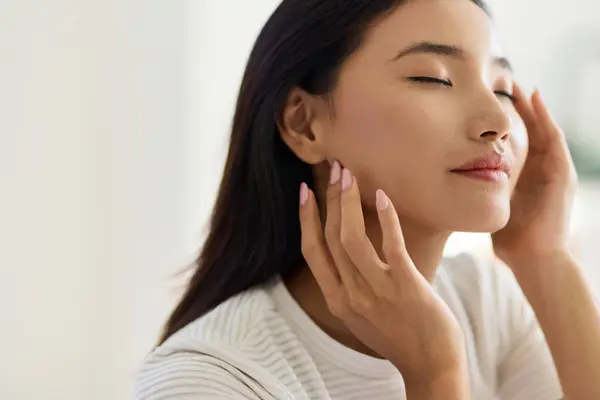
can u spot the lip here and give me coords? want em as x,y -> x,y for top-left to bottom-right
450,151 -> 512,183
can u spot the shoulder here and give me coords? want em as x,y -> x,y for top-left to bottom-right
168,284 -> 276,346
133,351 -> 263,400
133,284 -> 288,400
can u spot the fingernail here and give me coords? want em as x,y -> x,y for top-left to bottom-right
330,160 -> 341,185
341,168 -> 352,191
376,189 -> 388,211
299,182 -> 308,206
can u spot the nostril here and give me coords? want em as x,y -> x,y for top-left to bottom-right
480,131 -> 498,138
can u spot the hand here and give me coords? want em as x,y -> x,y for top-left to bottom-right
298,163 -> 467,384
492,84 -> 578,267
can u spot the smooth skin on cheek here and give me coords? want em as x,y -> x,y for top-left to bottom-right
329,81 -> 461,227
284,0 -> 529,243
327,89 -> 422,209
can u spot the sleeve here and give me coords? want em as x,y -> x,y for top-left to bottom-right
132,352 -> 264,400
493,263 -> 564,400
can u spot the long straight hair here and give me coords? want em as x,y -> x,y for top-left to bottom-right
160,0 -> 489,344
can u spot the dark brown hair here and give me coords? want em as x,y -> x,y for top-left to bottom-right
160,0 -> 489,344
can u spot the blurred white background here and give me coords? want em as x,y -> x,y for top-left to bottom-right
2,0 -> 599,399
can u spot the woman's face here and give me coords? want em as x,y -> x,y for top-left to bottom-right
323,0 -> 528,233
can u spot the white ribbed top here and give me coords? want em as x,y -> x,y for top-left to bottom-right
133,254 -> 563,400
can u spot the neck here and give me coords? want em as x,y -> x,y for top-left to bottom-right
286,208 -> 450,358
363,209 -> 449,282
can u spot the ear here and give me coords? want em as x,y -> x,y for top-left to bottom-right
278,87 -> 330,165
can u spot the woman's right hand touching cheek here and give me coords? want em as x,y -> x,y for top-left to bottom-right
298,161 -> 470,399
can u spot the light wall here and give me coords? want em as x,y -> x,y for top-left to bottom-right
2,1 -> 599,399
2,1 -> 188,399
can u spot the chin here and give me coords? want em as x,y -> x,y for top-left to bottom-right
442,203 -> 511,233
456,219 -> 509,234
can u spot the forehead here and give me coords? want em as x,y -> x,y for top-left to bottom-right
359,0 -> 504,61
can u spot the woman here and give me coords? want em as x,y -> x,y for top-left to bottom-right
134,0 -> 600,399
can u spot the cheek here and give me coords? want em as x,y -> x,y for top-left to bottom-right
329,91 -> 445,170
327,89 -> 456,208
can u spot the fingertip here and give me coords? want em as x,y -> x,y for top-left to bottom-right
341,168 -> 353,191
376,192 -> 406,260
531,88 -> 551,118
512,82 -> 527,102
300,182 -> 309,207
512,81 -> 522,94
376,189 -> 388,211
330,160 -> 341,185
376,190 -> 400,227
299,184 -> 321,232
532,87 -> 544,107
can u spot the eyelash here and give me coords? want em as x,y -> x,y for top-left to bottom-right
495,90 -> 516,102
409,76 -> 452,86
408,76 -> 516,102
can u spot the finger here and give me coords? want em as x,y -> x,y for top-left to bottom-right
531,90 -> 564,141
324,161 -> 361,292
375,189 -> 422,283
299,182 -> 341,299
531,90 -> 578,174
513,83 -> 552,153
512,82 -> 537,132
339,168 -> 389,288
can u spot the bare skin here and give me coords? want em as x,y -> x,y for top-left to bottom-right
281,0 -> 600,398
298,172 -> 470,398
282,0 -> 523,364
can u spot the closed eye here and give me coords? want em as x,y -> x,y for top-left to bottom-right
409,77 -> 516,102
408,76 -> 453,86
495,90 -> 516,102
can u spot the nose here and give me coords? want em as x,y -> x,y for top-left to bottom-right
467,94 -> 512,144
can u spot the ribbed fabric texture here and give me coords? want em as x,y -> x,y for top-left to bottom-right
133,254 -> 563,400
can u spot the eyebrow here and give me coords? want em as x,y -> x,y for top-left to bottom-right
388,41 -> 513,73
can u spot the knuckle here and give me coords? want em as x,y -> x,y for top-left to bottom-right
326,295 -> 347,318
348,291 -> 373,314
326,185 -> 342,201
383,244 -> 405,263
377,289 -> 394,304
340,229 -> 366,250
324,222 -> 339,243
300,238 -> 318,257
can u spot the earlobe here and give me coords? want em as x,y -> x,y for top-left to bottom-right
278,87 -> 328,165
